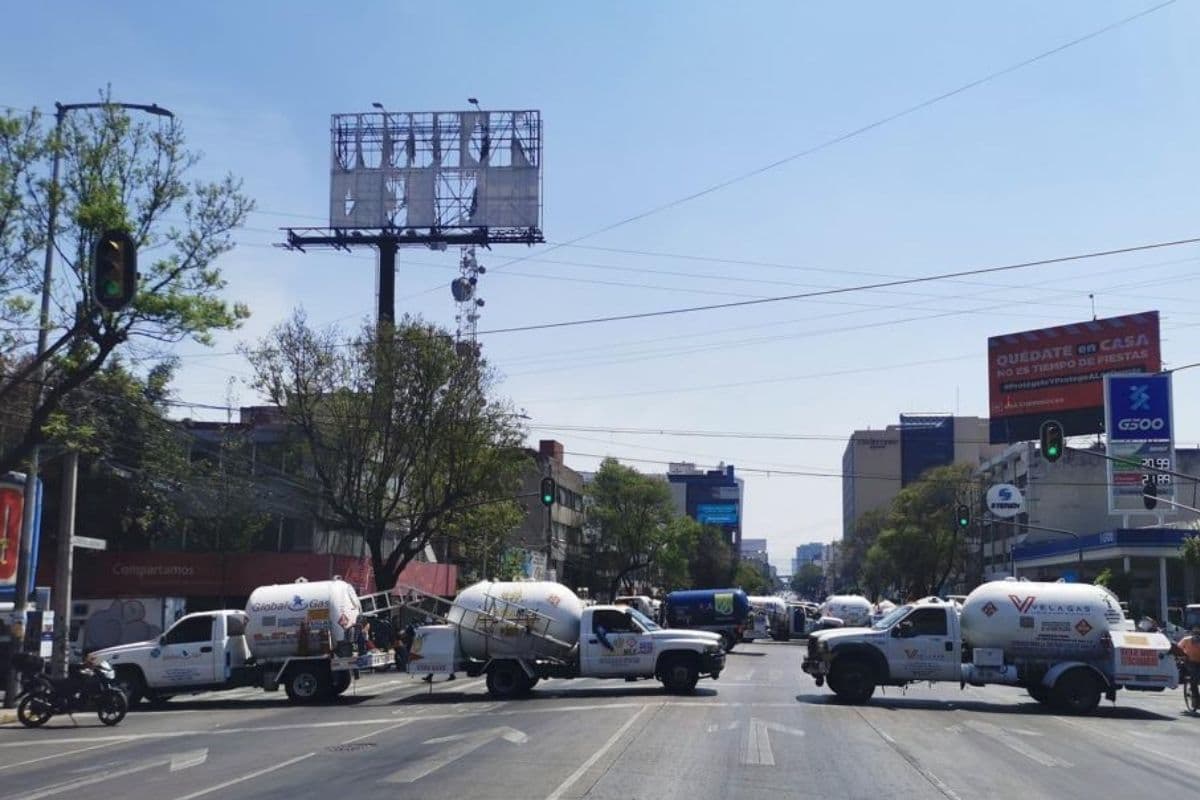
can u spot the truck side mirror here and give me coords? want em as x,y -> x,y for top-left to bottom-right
893,620 -> 913,638
159,635 -> 166,645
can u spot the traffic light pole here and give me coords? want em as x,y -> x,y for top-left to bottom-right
5,100 -> 171,707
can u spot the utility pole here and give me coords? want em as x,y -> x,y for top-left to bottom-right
50,451 -> 78,678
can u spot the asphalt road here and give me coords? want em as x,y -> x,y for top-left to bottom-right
2,641 -> 1199,799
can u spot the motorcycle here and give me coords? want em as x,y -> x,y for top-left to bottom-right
12,652 -> 128,728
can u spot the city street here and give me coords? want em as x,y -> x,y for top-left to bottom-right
2,640 -> 1198,800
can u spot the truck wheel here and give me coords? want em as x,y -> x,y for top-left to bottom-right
721,632 -> 737,652
328,671 -> 352,698
486,662 -> 529,700
1027,685 -> 1052,705
830,659 -> 875,704
114,667 -> 146,707
1054,670 -> 1101,715
660,656 -> 700,694
284,665 -> 329,704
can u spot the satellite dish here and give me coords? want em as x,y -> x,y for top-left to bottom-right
451,277 -> 475,302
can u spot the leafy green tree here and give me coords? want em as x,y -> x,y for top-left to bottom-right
446,496 -> 525,583
860,464 -> 974,598
843,508 -> 886,590
686,523 -> 736,589
246,310 -> 526,591
587,458 -> 684,599
734,560 -> 771,595
790,562 -> 824,599
0,95 -> 253,476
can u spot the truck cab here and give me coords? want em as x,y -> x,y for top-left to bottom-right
98,611 -> 252,704
803,600 -> 962,701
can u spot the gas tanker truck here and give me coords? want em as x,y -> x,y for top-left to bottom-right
93,579 -> 365,705
405,581 -> 725,699
802,580 -> 1177,714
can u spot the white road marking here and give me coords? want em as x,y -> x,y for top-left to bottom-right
0,699 -> 800,750
173,751 -> 315,800
740,718 -> 802,766
385,727 -> 528,784
169,749 -> 210,772
13,749 -> 208,800
544,704 -> 652,800
961,720 -> 1071,768
340,719 -> 412,745
855,710 -> 961,800
0,740 -> 134,773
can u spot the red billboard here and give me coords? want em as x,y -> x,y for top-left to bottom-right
988,311 -> 1160,443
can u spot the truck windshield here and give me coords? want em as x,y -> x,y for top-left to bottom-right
872,605 -> 913,630
1185,607 -> 1200,629
627,608 -> 660,631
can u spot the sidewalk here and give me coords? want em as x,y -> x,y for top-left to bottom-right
0,705 -> 16,725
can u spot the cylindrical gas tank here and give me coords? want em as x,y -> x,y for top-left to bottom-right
244,579 -> 361,660
821,595 -> 873,627
961,580 -> 1126,659
449,581 -> 582,661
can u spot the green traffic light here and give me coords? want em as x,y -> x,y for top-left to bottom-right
1047,445 -> 1059,458
103,279 -> 120,297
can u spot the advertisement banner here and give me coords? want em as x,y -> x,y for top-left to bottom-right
696,503 -> 738,524
1105,373 -> 1173,441
987,311 -> 1160,444
1105,373 -> 1175,514
0,473 -> 42,602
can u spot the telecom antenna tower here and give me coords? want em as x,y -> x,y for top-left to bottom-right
453,245 -> 485,357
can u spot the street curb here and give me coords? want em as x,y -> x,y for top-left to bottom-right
0,707 -> 16,725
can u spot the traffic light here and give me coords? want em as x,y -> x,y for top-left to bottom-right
540,477 -> 556,507
956,504 -> 970,529
1143,480 -> 1158,510
92,229 -> 137,312
1039,419 -> 1064,463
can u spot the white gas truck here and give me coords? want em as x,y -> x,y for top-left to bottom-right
404,580 -> 725,699
92,579 -> 365,705
802,580 -> 1177,714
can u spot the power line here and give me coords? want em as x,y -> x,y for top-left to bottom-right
477,237 -> 1200,335
394,1 -> 1178,300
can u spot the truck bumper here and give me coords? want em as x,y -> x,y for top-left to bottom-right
702,649 -> 726,678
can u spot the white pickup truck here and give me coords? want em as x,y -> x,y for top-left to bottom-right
93,580 -> 364,705
409,580 -> 725,698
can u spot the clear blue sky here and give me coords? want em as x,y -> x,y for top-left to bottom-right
4,1 -> 1198,571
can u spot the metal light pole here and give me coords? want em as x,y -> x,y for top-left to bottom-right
6,100 -> 172,705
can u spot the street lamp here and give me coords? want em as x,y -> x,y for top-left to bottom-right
7,100 -> 174,698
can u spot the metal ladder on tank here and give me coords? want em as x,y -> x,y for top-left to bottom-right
357,584 -> 575,660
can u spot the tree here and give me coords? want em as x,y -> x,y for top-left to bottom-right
587,458 -> 684,599
790,562 -> 824,599
686,523 -> 736,589
445,497 -> 525,584
842,508 -> 886,590
734,560 -> 771,595
48,358 -> 193,549
245,310 -> 526,592
1093,566 -> 1133,604
0,95 -> 253,476
860,464 -> 974,599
